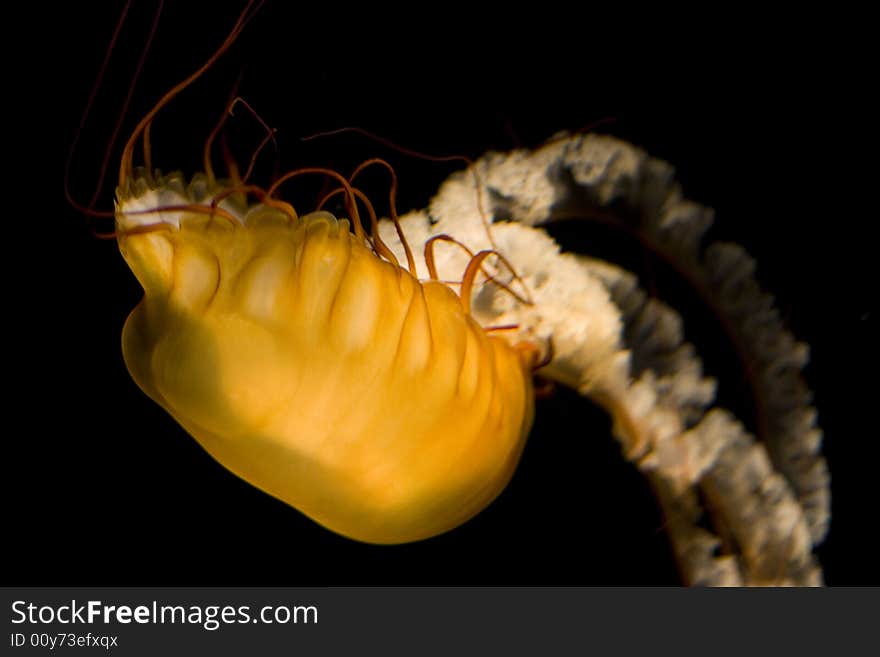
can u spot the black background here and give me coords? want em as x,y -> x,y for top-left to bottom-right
4,2 -> 873,585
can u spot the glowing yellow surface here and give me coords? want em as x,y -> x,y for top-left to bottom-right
118,206 -> 535,543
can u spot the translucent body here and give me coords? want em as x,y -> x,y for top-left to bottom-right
79,0 -> 825,583
117,196 -> 535,544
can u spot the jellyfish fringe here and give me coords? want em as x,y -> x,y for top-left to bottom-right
376,133 -> 829,586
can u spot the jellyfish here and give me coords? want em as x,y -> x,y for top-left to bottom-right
89,1 -> 829,585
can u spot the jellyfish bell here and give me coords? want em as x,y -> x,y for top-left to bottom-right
115,164 -> 537,543
109,2 -> 541,542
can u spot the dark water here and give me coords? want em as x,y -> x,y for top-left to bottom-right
5,1 -> 871,585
